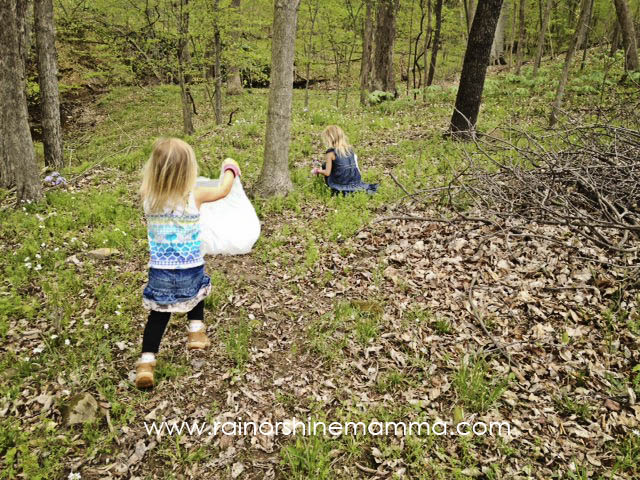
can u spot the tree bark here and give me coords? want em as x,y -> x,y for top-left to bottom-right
549,0 -> 592,126
360,0 -> 374,104
177,0 -> 194,135
373,0 -> 398,94
254,0 -> 300,198
426,0 -> 442,86
0,0 -> 43,202
34,0 -> 63,169
532,0 -> 552,75
515,0 -> 526,73
612,0 -> 639,71
449,0 -> 505,138
227,0 -> 244,94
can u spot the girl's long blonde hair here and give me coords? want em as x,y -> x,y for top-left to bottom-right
140,138 -> 198,213
321,125 -> 352,157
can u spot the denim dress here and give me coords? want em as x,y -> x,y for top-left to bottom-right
325,148 -> 378,195
142,193 -> 211,313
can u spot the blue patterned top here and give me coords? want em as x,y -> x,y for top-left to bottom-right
145,194 -> 204,269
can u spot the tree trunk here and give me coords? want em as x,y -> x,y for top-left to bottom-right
373,0 -> 398,94
17,0 -> 32,70
213,0 -> 222,124
227,0 -> 243,94
610,19 -> 620,57
0,0 -> 42,202
304,0 -> 319,109
422,0 -> 432,101
360,0 -> 374,104
406,0 -> 415,96
177,0 -> 194,134
580,0 -> 595,71
532,0 -> 552,75
515,0 -> 526,73
34,0 -> 63,169
467,0 -> 477,32
549,0 -> 591,126
490,2 -> 506,64
449,0 -> 505,138
426,0 -> 442,86
254,0 -> 300,198
612,0 -> 639,71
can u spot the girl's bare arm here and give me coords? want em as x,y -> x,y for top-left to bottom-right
317,152 -> 334,176
194,159 -> 240,208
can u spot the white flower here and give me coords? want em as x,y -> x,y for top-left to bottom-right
68,472 -> 81,480
35,264 -> 42,271
33,346 -> 44,354
35,253 -> 41,259
24,262 -> 32,269
51,334 -> 58,340
39,225 -> 44,229
65,339 -> 70,346
24,257 -> 30,262
71,237 -> 77,243
103,324 -> 109,330
115,310 -> 121,316
634,429 -> 640,436
40,243 -> 46,247
83,319 -> 90,326
103,240 -> 107,244
54,247 -> 59,252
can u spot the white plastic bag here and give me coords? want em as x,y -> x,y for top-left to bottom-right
196,176 -> 261,255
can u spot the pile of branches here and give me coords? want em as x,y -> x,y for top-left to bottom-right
385,120 -> 640,271
458,123 -> 640,256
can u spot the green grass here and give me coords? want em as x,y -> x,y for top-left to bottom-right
2,48 -> 639,477
223,317 -> 254,369
280,436 -> 333,480
454,355 -> 511,414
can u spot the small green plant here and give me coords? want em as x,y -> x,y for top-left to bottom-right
281,436 -> 333,480
224,318 -> 253,368
554,395 -> 592,422
376,370 -> 408,394
454,355 -> 510,413
432,318 -> 452,334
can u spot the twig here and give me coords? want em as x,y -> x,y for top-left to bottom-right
467,276 -> 514,366
388,172 -> 412,196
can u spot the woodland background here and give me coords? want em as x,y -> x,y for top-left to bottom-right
1,0 -> 640,478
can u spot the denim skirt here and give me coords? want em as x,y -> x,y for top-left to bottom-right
142,264 -> 211,313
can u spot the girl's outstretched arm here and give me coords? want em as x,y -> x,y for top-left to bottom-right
194,159 -> 240,208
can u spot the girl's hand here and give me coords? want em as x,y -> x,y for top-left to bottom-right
311,167 -> 320,175
222,158 -> 241,176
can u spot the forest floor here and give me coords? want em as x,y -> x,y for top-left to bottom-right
2,54 -> 640,480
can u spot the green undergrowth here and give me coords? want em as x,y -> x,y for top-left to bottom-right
1,48 -> 639,477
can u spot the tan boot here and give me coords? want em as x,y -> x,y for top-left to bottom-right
135,361 -> 155,389
187,329 -> 210,350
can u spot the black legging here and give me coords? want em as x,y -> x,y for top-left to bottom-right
142,300 -> 205,353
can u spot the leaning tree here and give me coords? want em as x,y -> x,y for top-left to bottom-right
449,0 -> 505,139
